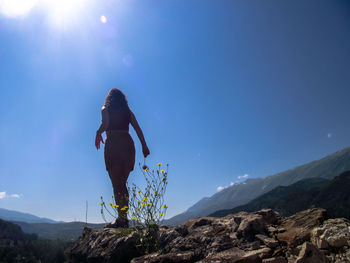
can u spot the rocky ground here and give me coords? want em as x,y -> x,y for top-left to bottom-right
66,208 -> 350,262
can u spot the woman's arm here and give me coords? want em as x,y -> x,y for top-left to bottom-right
130,111 -> 150,157
95,106 -> 110,150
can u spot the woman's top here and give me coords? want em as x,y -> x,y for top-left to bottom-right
102,106 -> 131,132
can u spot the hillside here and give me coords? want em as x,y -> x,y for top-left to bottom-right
14,221 -> 105,241
210,171 -> 350,218
0,207 -> 58,223
164,146 -> 350,226
0,219 -> 70,262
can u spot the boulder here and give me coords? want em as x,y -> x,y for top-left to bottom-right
256,234 -> 279,248
131,251 -> 198,263
277,208 -> 328,247
255,209 -> 280,225
237,214 -> 268,240
66,227 -> 142,263
311,218 -> 350,249
295,242 -> 328,263
200,247 -> 262,263
262,257 -> 287,263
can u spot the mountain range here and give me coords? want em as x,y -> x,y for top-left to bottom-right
0,208 -> 104,240
0,208 -> 59,223
210,171 -> 350,218
164,146 -> 350,226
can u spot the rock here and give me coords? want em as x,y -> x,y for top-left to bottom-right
244,247 -> 272,259
131,251 -> 198,263
184,217 -> 213,231
66,227 -> 142,263
255,209 -> 280,225
237,214 -> 268,240
262,257 -> 287,263
66,208 -> 350,263
311,218 -> 350,249
200,247 -> 262,263
277,208 -> 328,247
256,234 -> 279,248
295,242 -> 328,263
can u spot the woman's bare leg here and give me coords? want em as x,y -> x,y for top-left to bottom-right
108,165 -> 130,222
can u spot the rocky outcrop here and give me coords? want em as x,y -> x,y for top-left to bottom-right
66,208 -> 350,263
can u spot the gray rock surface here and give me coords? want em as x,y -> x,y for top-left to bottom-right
66,208 -> 350,263
311,218 -> 350,249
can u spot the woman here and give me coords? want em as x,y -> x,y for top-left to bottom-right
95,88 -> 150,228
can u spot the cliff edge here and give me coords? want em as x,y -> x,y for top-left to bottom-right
66,208 -> 350,262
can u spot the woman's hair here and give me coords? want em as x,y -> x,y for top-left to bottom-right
104,88 -> 130,112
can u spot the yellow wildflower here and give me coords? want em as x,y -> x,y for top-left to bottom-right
144,168 -> 149,172
148,185 -> 152,188
131,218 -> 137,220
162,205 -> 168,209
113,205 -> 119,208
160,213 -> 164,217
121,206 -> 128,211
160,170 -> 165,173
100,202 -> 104,206
136,208 -> 140,211
142,203 -> 146,207
109,202 -> 113,206
126,211 -> 129,214
147,203 -> 152,206
162,177 -> 166,181
157,162 -> 162,166
137,190 -> 142,194
142,197 -> 148,202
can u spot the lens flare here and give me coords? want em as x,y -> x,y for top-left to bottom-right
100,15 -> 107,23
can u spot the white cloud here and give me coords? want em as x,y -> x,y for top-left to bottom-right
238,174 -> 249,180
217,186 -> 225,192
217,174 -> 250,191
0,191 -> 22,199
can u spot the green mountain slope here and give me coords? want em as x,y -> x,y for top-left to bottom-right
210,171 -> 350,218
313,171 -> 350,218
0,219 -> 70,262
164,146 -> 350,226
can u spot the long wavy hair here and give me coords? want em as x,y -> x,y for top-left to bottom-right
104,88 -> 130,112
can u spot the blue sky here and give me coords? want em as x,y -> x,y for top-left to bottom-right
1,0 -> 350,223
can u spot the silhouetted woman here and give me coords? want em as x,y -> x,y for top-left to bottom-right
95,88 -> 150,228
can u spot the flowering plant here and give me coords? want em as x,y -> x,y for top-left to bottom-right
128,162 -> 169,227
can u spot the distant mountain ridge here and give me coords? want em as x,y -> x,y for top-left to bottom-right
210,171 -> 350,218
14,221 -> 105,241
164,146 -> 350,226
0,208 -> 59,223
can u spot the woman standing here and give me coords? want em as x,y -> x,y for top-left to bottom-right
95,88 -> 150,228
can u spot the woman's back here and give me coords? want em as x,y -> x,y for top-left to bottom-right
107,107 -> 130,131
